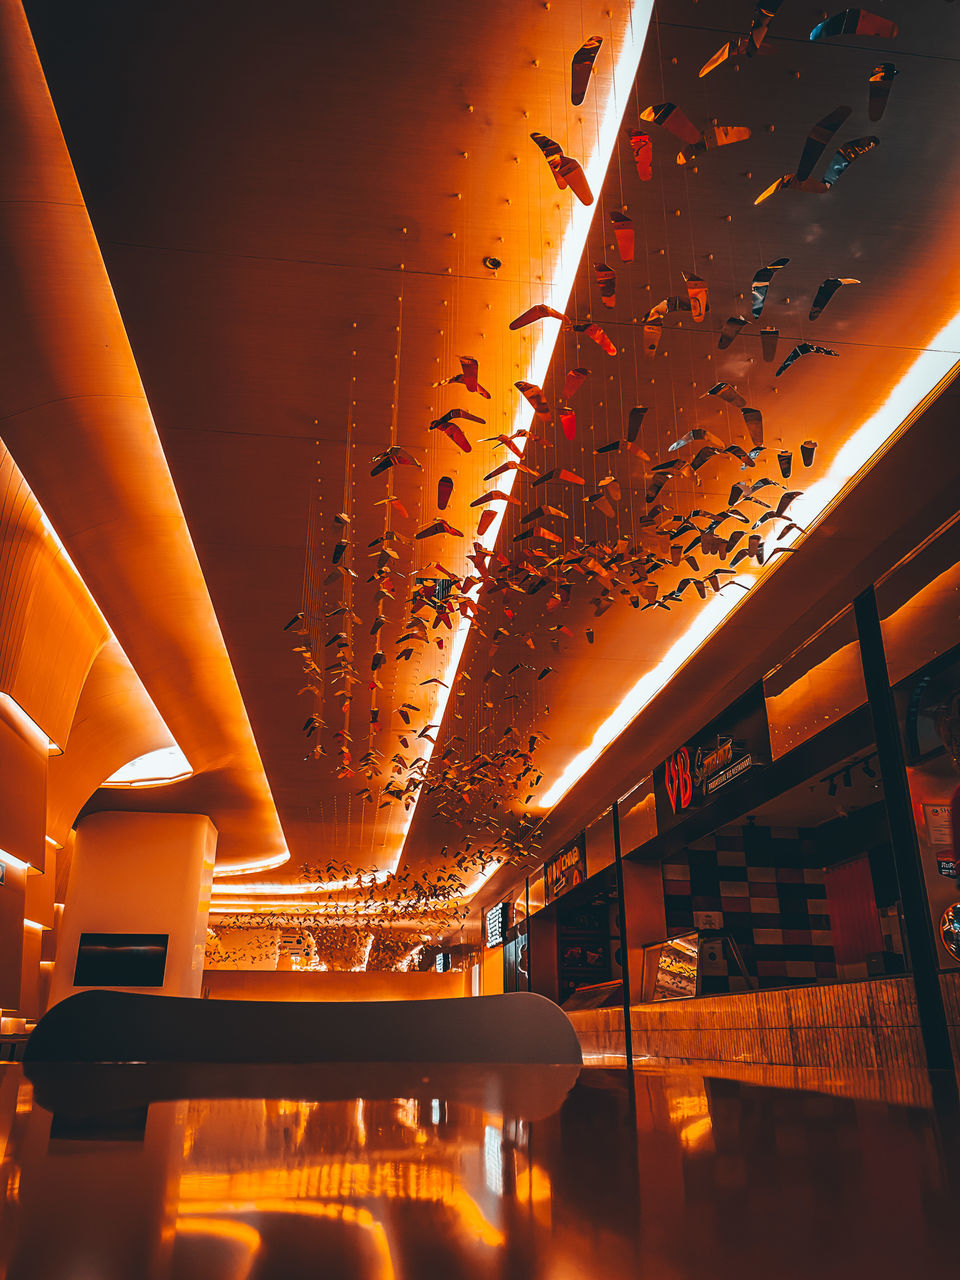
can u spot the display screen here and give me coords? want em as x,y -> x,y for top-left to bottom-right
73,932 -> 168,987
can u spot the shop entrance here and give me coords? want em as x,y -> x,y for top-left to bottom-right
527,867 -> 624,1009
660,744 -> 906,995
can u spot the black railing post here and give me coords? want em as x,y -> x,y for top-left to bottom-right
854,586 -> 955,1076
525,877 -> 531,992
612,801 -> 634,1071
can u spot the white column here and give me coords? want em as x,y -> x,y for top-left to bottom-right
51,811 -> 217,1005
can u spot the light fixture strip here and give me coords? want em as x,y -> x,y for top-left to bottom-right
387,0 -> 655,881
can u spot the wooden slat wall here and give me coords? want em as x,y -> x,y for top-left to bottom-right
941,971 -> 960,1070
568,976 -> 927,1074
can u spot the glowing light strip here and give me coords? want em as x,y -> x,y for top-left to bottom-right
0,850 -> 32,874
210,902 -> 372,915
175,1217 -> 262,1254
178,1202 -> 396,1280
38,426 -> 285,875
464,861 -> 507,897
212,870 -> 392,895
23,919 -> 45,931
181,1177 -> 504,1249
213,849 -> 291,878
210,895 -> 465,915
0,693 -> 59,754
388,0 -> 655,883
539,321 -> 960,809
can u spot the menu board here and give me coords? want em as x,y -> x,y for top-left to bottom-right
652,933 -> 699,1000
484,902 -> 510,948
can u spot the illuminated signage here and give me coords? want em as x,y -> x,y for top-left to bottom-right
484,902 -> 510,949
663,746 -> 693,814
654,685 -> 769,830
435,952 -> 451,972
544,834 -> 587,904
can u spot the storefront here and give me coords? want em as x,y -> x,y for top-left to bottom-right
495,513 -> 960,1073
646,675 -> 906,998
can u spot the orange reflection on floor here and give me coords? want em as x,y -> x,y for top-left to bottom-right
1,1061 -> 958,1279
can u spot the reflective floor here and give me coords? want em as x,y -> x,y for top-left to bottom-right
1,1060 -> 958,1279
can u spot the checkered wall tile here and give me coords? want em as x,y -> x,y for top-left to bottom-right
662,825 -> 837,993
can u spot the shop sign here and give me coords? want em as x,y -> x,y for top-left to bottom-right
936,857 -> 960,880
543,834 -> 587,904
435,952 -> 452,973
654,684 -> 769,831
663,746 -> 693,814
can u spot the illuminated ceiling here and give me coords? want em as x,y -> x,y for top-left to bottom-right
13,0 -> 960,933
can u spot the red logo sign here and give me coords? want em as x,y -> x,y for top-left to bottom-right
664,747 -> 693,814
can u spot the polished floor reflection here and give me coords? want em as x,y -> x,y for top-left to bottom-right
1,1060 -> 957,1279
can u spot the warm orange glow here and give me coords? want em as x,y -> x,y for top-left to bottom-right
0,850 -> 31,874
212,871 -> 392,896
179,1160 -> 505,1249
384,0 -> 657,876
0,693 -> 57,754
102,745 -> 193,787
178,1201 -> 396,1280
538,337 -> 960,810
175,1215 -> 262,1254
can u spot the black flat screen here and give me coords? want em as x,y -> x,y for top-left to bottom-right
73,932 -> 168,987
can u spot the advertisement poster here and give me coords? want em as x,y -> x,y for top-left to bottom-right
924,803 -> 953,847
544,834 -> 587,904
652,933 -> 699,1000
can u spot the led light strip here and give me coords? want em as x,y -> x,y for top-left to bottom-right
212,869 -> 392,895
0,693 -> 60,754
39,420 -> 285,875
539,325 -> 960,809
384,0 -> 655,882
213,849 -> 292,877
0,850 -> 32,874
211,894 -> 468,914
